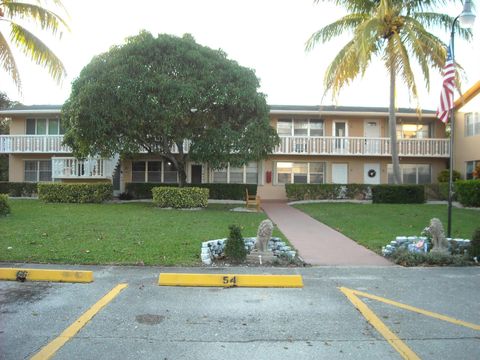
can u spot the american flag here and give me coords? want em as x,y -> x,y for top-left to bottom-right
437,44 -> 455,123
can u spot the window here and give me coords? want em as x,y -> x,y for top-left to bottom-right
465,113 -> 480,137
466,160 -> 480,180
275,162 -> 325,184
387,164 -> 431,184
132,160 -> 174,183
147,161 -> 162,182
26,118 -> 63,135
211,162 -> 258,184
24,160 -> 52,182
276,118 -> 324,137
163,161 -> 178,183
132,161 -> 147,182
396,123 -> 431,139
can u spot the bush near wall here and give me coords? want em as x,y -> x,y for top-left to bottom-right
456,180 -> 480,207
0,182 -> 38,197
424,183 -> 452,201
372,185 -> 425,204
0,194 -> 10,216
152,186 -> 209,208
437,169 -> 461,183
126,183 -> 256,200
38,183 -> 113,203
285,184 -> 371,201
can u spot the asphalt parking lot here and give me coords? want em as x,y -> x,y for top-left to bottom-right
1,264 -> 479,360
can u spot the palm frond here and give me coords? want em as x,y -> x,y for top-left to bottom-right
0,30 -> 22,91
306,13 -> 369,51
414,12 -> 472,40
9,22 -> 66,82
2,1 -> 70,36
352,17 -> 382,71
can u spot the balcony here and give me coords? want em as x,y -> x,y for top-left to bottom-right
52,157 -> 119,179
273,136 -> 450,157
0,135 -> 70,153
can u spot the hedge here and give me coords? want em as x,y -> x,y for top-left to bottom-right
0,182 -> 38,197
285,184 -> 372,201
372,185 -> 425,204
0,194 -> 10,216
38,183 -> 113,203
456,180 -> 480,207
152,186 -> 209,208
125,182 -> 256,200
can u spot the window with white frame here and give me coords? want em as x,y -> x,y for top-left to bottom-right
396,123 -> 431,139
131,160 -> 177,183
24,160 -> 52,182
387,164 -> 431,184
465,113 -> 480,137
212,162 -> 258,184
275,162 -> 325,184
26,118 -> 64,135
277,118 -> 324,137
466,160 -> 480,180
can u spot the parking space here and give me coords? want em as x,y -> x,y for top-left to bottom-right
0,265 -> 479,359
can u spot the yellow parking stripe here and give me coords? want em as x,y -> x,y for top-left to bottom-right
31,283 -> 128,360
0,268 -> 93,283
350,288 -> 480,331
159,273 -> 303,288
340,287 -> 420,360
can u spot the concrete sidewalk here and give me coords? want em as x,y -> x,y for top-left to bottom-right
262,201 -> 392,266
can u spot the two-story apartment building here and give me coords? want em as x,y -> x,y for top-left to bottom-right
453,81 -> 480,180
0,104 -> 450,199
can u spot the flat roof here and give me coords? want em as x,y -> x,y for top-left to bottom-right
0,104 -> 62,116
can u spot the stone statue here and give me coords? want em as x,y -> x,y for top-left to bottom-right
256,219 -> 274,252
428,218 -> 449,253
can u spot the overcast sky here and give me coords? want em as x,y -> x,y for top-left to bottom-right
0,0 -> 479,110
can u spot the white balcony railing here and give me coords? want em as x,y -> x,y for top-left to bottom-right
52,157 -> 119,179
0,135 -> 70,153
273,136 -> 450,157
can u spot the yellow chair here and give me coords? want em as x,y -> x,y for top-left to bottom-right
245,189 -> 261,211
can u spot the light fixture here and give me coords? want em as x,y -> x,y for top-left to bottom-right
459,0 -> 476,28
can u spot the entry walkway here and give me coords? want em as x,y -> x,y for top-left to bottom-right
262,201 -> 392,266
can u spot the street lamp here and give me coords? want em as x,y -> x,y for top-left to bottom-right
447,0 -> 476,238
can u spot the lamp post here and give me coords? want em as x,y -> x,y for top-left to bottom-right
447,0 -> 476,238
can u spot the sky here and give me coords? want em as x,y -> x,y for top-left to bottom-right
0,0 -> 479,110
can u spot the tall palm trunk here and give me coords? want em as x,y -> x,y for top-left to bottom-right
389,64 -> 402,184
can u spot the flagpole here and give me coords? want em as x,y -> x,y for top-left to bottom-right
447,17 -> 458,239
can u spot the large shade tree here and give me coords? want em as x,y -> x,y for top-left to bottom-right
306,0 -> 471,184
0,0 -> 68,90
62,32 -> 279,186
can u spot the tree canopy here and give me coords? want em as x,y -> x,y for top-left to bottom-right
62,32 -> 279,185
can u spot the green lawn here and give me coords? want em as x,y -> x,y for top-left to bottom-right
0,200 -> 284,266
294,203 -> 480,253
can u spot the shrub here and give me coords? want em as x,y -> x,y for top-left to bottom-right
424,183 -> 452,201
38,183 -> 113,203
126,182 -> 256,200
468,228 -> 480,259
372,185 -> 425,204
0,194 -> 10,216
285,184 -> 371,201
152,186 -> 208,208
437,169 -> 461,182
0,182 -> 38,197
455,180 -> 480,207
224,225 -> 247,263
391,249 -> 471,267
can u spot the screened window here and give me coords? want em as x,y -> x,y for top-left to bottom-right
466,160 -> 480,180
132,160 -> 177,183
24,160 -> 52,182
277,119 -> 292,136
294,120 -> 308,136
276,162 -> 325,184
147,161 -> 162,183
310,120 -> 324,136
465,113 -> 480,137
396,123 -> 431,139
25,118 -> 63,135
163,161 -> 178,183
387,164 -> 431,184
213,168 -> 228,183
132,161 -> 146,183
277,118 -> 324,137
229,166 -> 244,184
211,162 -> 258,184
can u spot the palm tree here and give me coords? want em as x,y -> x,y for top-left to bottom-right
306,0 -> 471,184
0,0 -> 69,91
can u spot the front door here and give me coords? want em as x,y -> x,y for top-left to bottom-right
333,121 -> 348,152
332,163 -> 348,184
364,120 -> 380,154
364,163 -> 380,184
191,165 -> 202,184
